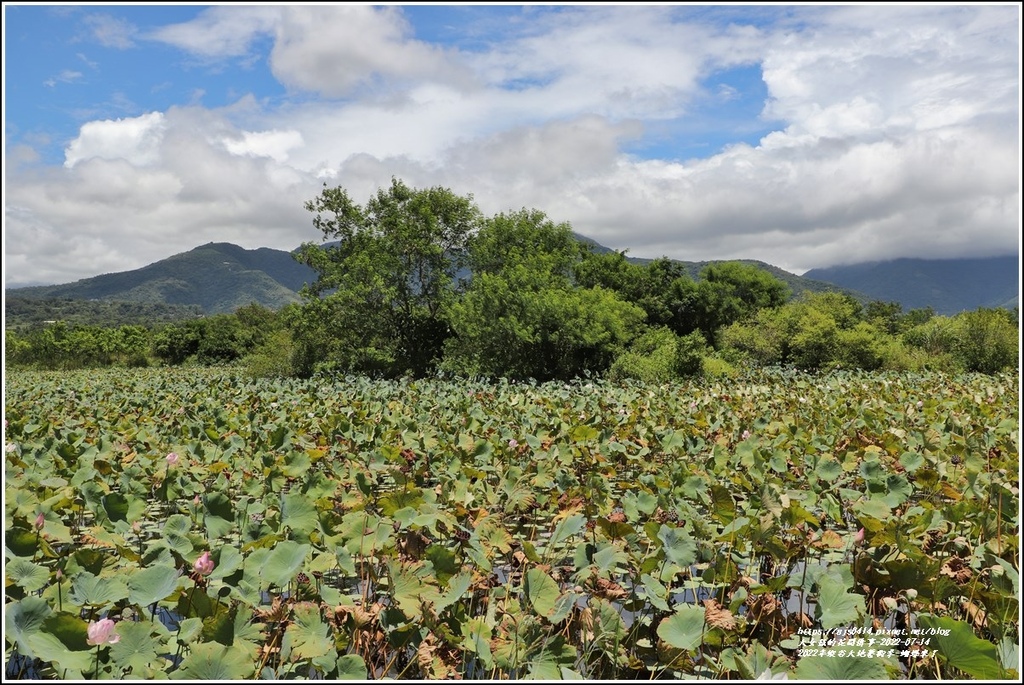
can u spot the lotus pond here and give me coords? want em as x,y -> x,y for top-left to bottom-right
3,366 -> 1019,679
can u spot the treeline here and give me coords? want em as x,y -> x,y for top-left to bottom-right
4,296 -> 203,331
5,179 -> 1019,379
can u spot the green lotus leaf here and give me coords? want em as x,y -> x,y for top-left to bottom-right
815,458 -> 843,482
815,575 -> 864,630
436,572 -> 472,613
794,654 -> 887,680
550,512 -> 586,548
281,492 -> 320,539
25,631 -> 93,678
69,571 -> 129,607
38,612 -> 89,652
260,540 -> 310,588
109,620 -> 161,673
5,596 -> 53,657
853,497 -> 891,522
283,602 -> 335,662
176,617 -> 203,644
424,544 -> 460,586
899,451 -> 925,472
5,527 -> 40,558
658,524 -> 697,568
336,654 -> 369,680
102,492 -> 130,523
127,564 -> 182,607
641,573 -> 671,612
461,617 -> 494,670
208,544 -> 243,580
917,614 -> 1003,679
388,561 -> 439,620
882,474 -> 913,508
657,604 -> 707,651
202,609 -> 236,646
525,567 -> 562,618
6,557 -> 51,592
174,641 -> 255,679
526,635 -> 577,680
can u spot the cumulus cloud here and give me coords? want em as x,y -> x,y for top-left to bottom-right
64,112 -> 168,168
221,129 -> 304,163
269,5 -> 472,96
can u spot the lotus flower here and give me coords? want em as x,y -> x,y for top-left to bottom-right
87,618 -> 120,646
508,439 -> 518,449
34,513 -> 45,531
166,452 -> 180,466
194,550 -> 215,576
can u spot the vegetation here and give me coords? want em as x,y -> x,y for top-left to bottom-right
4,180 -> 1018,381
4,180 -> 1018,680
4,366 -> 1018,679
4,297 -> 203,332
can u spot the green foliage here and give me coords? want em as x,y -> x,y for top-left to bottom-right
674,329 -> 709,377
3,366 -> 1019,679
607,326 -> 680,382
444,269 -> 643,380
4,296 -> 203,332
293,178 -> 482,377
674,262 -> 790,345
948,307 -> 1019,374
442,209 -> 645,380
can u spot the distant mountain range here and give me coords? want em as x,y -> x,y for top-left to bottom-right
803,256 -> 1019,315
4,239 -> 1018,320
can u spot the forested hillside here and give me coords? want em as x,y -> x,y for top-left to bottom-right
803,255 -> 1018,315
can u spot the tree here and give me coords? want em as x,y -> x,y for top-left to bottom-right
575,253 -> 688,328
293,178 -> 483,377
675,262 -> 786,348
443,209 -> 644,380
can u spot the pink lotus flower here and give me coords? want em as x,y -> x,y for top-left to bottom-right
87,618 -> 120,646
508,439 -> 519,449
34,513 -> 45,531
166,452 -> 180,466
194,551 -> 215,576
854,528 -> 866,544
741,430 -> 751,440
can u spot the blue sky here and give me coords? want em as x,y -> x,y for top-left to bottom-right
3,3 -> 1021,287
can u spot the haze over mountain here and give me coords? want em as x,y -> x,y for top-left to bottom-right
803,256 -> 1019,315
4,239 -> 1018,318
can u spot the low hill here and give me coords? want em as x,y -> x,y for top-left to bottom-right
6,243 -> 317,315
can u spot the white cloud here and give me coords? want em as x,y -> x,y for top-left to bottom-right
221,129 -> 304,163
146,5 -> 281,58
83,13 -> 137,49
3,4 -> 1019,287
64,112 -> 168,168
269,5 -> 472,96
43,70 -> 83,87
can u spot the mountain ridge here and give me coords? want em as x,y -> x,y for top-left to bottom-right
5,239 -> 1018,318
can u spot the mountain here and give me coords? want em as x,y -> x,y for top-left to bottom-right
7,238 -> 1015,321
6,242 -> 317,315
802,255 -> 1019,315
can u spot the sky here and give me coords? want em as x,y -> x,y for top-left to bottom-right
2,2 -> 1021,288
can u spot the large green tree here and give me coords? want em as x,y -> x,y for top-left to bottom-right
293,178 -> 483,377
442,209 -> 644,380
